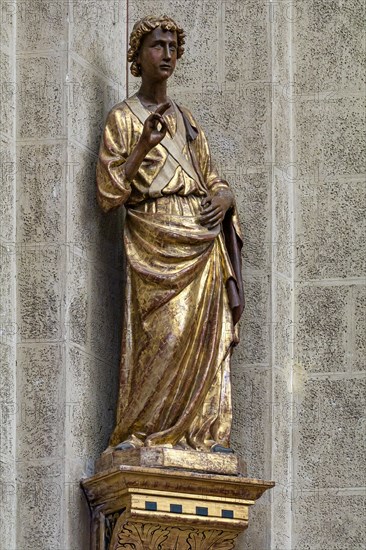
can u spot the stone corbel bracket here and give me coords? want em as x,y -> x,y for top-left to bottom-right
81,464 -> 274,549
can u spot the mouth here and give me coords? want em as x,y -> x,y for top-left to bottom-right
160,65 -> 172,70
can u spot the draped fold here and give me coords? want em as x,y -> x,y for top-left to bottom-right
109,203 -> 234,450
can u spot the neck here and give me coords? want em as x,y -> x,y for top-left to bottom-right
137,79 -> 168,106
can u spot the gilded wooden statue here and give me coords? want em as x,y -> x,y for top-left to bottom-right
96,15 -> 244,455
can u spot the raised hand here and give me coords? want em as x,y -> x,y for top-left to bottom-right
139,102 -> 171,151
124,102 -> 171,181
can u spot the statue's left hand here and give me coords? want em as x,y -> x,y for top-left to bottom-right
199,189 -> 234,230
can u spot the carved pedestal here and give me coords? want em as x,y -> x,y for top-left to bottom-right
81,452 -> 274,549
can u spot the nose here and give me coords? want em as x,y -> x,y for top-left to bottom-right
163,44 -> 171,60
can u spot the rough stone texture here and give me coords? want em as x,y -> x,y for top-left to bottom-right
0,0 -> 15,50
17,245 -> 63,342
237,491 -> 272,550
17,345 -> 65,460
231,366 -> 272,489
296,96 -> 366,180
66,252 -> 89,349
295,284 -> 350,373
17,143 -> 66,243
16,0 -> 67,52
66,345 -> 117,462
16,54 -> 65,140
296,178 -> 366,280
16,460 -> 65,549
294,377 -> 366,489
292,491 -> 366,550
71,0 -> 125,84
68,56 -> 121,154
294,0 -> 366,95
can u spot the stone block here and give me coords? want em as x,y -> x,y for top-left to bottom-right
16,0 -> 67,52
68,56 -> 121,153
231,366 -> 271,479
17,345 -> 65,460
17,54 -> 65,140
294,377 -> 366,489
296,96 -> 366,179
224,0 -> 270,82
17,244 -> 63,341
294,0 -> 365,94
66,345 -> 118,461
96,447 -> 246,476
233,275 -> 270,365
71,0 -> 125,85
17,142 -> 66,243
184,82 -> 271,170
296,179 -> 366,280
292,491 -> 365,550
295,284 -> 349,372
16,460 -> 64,549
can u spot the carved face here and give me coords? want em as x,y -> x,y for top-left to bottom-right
137,26 -> 178,82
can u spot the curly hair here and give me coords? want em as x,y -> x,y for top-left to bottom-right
128,15 -> 186,77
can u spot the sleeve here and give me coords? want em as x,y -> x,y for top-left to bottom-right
194,124 -> 231,195
96,106 -> 132,213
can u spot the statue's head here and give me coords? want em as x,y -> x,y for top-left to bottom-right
128,15 -> 186,77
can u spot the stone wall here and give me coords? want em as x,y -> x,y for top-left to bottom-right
0,1 -> 364,549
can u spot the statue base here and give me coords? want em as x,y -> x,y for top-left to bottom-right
81,460 -> 274,549
96,447 -> 247,476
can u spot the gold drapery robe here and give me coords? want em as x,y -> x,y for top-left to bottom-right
96,96 -> 243,451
